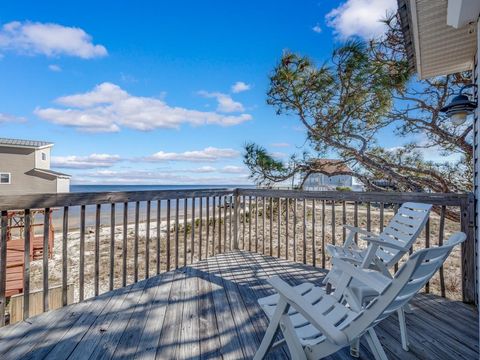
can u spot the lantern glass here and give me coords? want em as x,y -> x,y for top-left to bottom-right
451,111 -> 468,126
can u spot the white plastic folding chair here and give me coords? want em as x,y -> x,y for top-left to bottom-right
323,202 -> 432,350
254,232 -> 465,360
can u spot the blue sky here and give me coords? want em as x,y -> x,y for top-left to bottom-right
0,0 -> 399,185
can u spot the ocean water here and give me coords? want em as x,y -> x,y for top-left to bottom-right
70,184 -> 251,193
54,184 -> 254,229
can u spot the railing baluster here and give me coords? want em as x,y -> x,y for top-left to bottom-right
303,199 -> 306,264
379,202 -> 384,232
293,199 -> 297,262
322,200 -> 326,268
285,198 -> 289,260
277,198 -> 281,258
23,209 -> 31,319
262,197 -> 266,254
269,197 -> 273,256
255,197 -> 258,252
439,207 -> 446,297
242,196 -> 246,249
331,201 -> 335,246
249,196 -> 252,252
62,206 -> 69,306
122,203 -> 128,286
212,196 -> 216,256
191,197 -> 195,263
229,195 -> 233,251
110,203 -> 115,291
354,201 -> 359,243
312,199 -> 316,267
175,198 -> 179,268
134,201 -> 140,282
43,208 -> 50,312
146,200 -> 151,278
166,199 -> 171,271
366,202 -> 371,232
199,197 -> 203,259
157,200 -> 161,275
233,193 -> 238,250
0,210 -> 7,326
223,196 -> 227,253
217,196 -> 221,254
95,204 -> 101,296
206,197 -> 210,256
80,205 -> 86,299
183,198 -> 187,266
425,217 -> 431,293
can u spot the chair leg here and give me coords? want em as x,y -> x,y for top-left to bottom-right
397,308 -> 409,351
254,300 -> 289,360
403,302 -> 413,313
280,314 -> 308,360
365,329 -> 388,360
350,338 -> 360,358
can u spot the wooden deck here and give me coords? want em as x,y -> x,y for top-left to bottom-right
0,251 -> 477,360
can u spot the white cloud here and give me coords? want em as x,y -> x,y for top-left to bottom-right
312,24 -> 322,33
0,112 -> 26,123
35,82 -> 252,132
75,169 -> 250,185
231,81 -> 251,93
325,0 -> 397,40
51,153 -> 122,169
145,147 -> 239,162
198,91 -> 245,113
222,165 -> 247,174
271,152 -> 287,159
0,21 -> 107,58
270,142 -> 291,148
48,64 -> 62,72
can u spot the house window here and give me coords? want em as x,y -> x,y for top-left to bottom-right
42,152 -> 47,161
0,173 -> 11,184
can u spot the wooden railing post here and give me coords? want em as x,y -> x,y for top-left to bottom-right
233,189 -> 239,250
460,193 -> 476,304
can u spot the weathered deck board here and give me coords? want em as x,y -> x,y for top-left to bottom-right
0,251 -> 477,360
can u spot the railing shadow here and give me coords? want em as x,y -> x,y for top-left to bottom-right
0,250 -> 477,360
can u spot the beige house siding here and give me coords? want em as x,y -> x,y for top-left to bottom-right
0,147 -> 59,195
56,177 -> 70,193
34,147 -> 51,170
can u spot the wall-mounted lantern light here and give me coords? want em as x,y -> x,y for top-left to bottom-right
440,84 -> 477,125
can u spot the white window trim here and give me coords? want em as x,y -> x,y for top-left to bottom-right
0,172 -> 11,184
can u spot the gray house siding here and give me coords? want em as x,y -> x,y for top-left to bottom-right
0,147 -> 64,195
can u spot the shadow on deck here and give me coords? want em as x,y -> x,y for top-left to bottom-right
0,251 -> 477,359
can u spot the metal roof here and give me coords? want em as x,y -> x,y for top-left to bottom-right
0,138 -> 53,149
398,0 -> 476,79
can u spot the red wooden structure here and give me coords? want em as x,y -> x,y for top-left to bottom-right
6,210 -> 55,297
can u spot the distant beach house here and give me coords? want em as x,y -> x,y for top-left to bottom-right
0,138 -> 70,195
302,159 -> 363,191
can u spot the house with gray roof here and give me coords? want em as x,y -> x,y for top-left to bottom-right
0,138 -> 70,195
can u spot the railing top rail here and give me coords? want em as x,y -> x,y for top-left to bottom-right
0,187 -> 472,211
0,188 -> 235,211
235,188 -> 471,206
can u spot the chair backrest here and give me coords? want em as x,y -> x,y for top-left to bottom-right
344,232 -> 465,340
376,202 -> 432,268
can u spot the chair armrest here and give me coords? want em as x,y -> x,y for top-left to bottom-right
268,276 -> 349,346
363,237 -> 408,251
343,225 -> 378,239
332,258 -> 391,293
